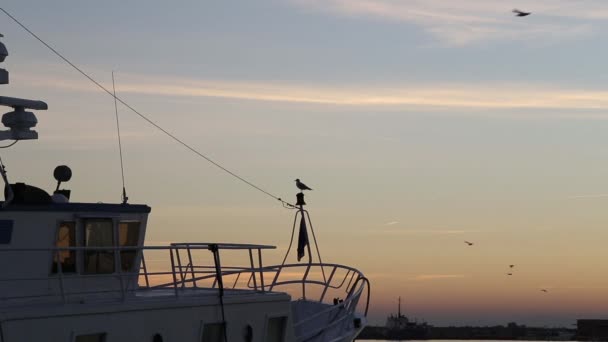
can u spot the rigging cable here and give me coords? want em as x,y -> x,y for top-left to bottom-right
112,71 -> 128,204
0,7 -> 296,209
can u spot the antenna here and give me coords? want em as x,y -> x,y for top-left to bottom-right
111,71 -> 128,204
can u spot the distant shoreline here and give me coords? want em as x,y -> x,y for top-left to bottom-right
356,323 -> 576,341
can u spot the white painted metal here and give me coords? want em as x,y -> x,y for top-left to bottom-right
0,230 -> 369,341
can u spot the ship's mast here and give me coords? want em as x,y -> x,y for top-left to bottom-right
398,296 -> 401,317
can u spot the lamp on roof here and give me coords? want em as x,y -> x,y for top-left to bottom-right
53,165 -> 72,202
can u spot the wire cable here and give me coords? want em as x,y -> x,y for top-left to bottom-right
0,7 -> 296,209
0,140 -> 17,149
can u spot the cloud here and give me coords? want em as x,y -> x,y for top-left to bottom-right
20,69 -> 608,114
414,274 -> 465,281
385,221 -> 399,226
567,194 -> 608,199
372,229 -> 478,235
290,0 -> 601,45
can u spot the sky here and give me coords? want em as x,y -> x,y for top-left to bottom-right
3,0 -> 608,327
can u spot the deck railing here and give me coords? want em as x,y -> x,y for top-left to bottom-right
0,243 -> 369,319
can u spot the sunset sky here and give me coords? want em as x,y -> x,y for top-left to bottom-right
4,0 -> 608,326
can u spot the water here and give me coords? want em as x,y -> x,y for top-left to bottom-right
356,340 -> 577,342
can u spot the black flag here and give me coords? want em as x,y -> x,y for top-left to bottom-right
297,215 -> 309,261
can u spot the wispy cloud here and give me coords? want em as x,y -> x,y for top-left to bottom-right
414,274 -> 465,281
385,221 -> 399,226
567,193 -> 608,199
20,70 -> 608,114
290,0 -> 603,45
371,229 -> 478,236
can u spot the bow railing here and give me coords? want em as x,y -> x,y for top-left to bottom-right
0,243 -> 369,321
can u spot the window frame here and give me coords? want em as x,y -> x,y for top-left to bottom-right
82,217 -> 116,275
49,220 -> 77,275
117,220 -> 142,273
49,217 -> 143,276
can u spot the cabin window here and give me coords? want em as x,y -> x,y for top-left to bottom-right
266,316 -> 287,342
0,220 -> 13,244
83,219 -> 114,274
201,323 -> 225,342
74,332 -> 106,342
52,221 -> 76,273
119,221 -> 140,272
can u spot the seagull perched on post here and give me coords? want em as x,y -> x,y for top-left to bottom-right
513,9 -> 531,17
295,179 -> 312,191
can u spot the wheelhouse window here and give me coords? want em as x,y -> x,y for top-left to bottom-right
118,221 -> 140,272
84,219 -> 114,274
52,221 -> 76,273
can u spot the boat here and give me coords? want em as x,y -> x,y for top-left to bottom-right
357,297 -> 428,340
0,32 -> 369,342
385,297 -> 429,339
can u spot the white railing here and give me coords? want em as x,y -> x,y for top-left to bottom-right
0,243 -> 369,320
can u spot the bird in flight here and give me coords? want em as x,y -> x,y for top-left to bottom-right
540,289 -> 548,293
295,179 -> 312,191
513,9 -> 531,17
464,241 -> 474,246
509,264 -> 515,268
507,273 -> 513,276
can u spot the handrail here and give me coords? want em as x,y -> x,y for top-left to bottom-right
0,243 -> 276,252
0,244 -> 369,321
170,242 -> 276,250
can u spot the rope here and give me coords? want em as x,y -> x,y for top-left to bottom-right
0,7 -> 296,209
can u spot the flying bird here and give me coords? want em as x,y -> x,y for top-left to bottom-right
464,241 -> 474,246
513,9 -> 531,17
295,179 -> 312,191
507,273 -> 513,276
509,265 -> 515,268
541,289 -> 548,293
